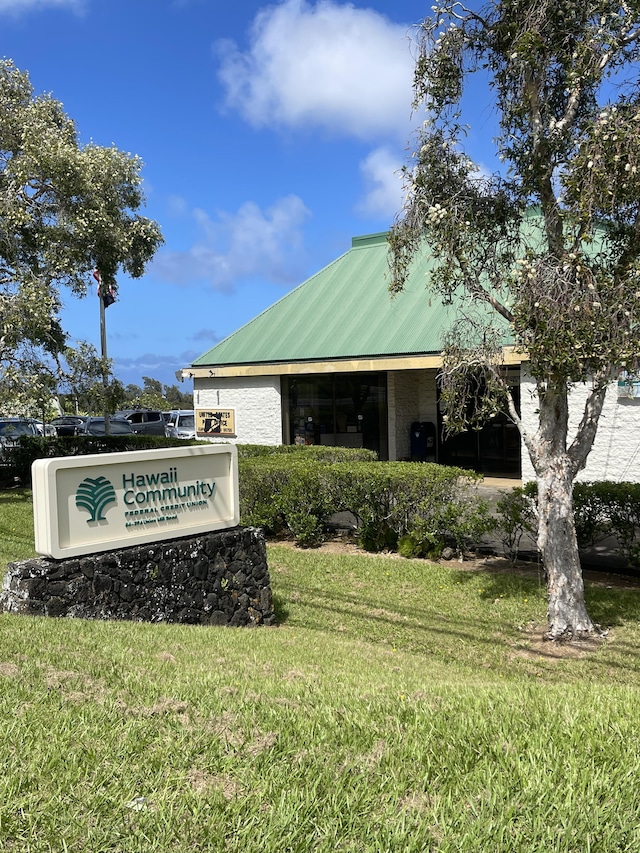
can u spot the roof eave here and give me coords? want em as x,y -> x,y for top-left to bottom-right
180,346 -> 524,380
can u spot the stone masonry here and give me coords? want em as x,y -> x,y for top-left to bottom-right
0,526 -> 276,627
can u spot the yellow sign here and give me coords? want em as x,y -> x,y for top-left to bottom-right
196,407 -> 236,436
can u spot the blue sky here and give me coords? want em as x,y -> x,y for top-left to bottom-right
2,0 -> 498,391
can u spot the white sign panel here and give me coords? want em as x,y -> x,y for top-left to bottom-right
32,444 -> 239,559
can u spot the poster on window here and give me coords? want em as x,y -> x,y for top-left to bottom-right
196,408 -> 236,436
617,371 -> 640,399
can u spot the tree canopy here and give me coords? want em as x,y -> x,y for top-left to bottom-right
389,0 -> 640,638
0,59 -> 163,408
121,376 -> 193,412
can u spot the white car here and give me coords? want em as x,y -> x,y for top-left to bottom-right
165,410 -> 195,440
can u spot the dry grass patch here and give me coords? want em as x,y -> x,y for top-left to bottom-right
515,624 -> 608,660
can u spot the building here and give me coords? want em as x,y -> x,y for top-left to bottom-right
184,231 -> 640,483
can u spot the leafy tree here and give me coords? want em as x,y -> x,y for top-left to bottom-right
164,382 -> 193,409
58,343 -> 124,414
133,376 -> 167,411
389,0 -> 640,639
0,59 -> 163,403
0,350 -> 58,420
120,376 -> 192,410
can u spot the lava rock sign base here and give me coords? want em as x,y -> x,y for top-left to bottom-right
1,527 -> 276,626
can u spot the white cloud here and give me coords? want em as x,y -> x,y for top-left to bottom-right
153,194 -> 311,291
166,194 -> 189,217
356,146 -> 404,220
192,328 -> 220,342
216,0 -> 414,140
0,0 -> 82,12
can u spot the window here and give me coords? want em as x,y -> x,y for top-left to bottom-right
284,372 -> 388,459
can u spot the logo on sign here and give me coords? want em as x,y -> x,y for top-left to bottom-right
75,476 -> 117,523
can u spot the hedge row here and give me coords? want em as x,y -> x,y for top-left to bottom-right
237,444 -> 378,463
6,439 -> 494,555
9,438 -> 640,565
4,435 -> 202,484
496,481 -> 640,567
239,454 -> 495,552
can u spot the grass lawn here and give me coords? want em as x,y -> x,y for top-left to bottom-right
1,490 -> 640,851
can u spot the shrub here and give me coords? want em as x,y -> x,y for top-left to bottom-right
237,444 -> 377,463
390,467 -> 495,558
238,456 -> 335,546
597,483 -> 640,568
241,456 -> 496,554
572,482 -> 615,548
495,480 -> 640,567
237,456 -> 291,535
495,487 -> 537,562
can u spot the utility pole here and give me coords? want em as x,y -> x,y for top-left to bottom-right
95,269 -> 111,436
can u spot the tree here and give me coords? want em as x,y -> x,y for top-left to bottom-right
58,343 -> 125,414
121,376 -> 193,410
0,350 -> 59,420
136,376 -> 167,410
0,59 -> 163,404
389,0 -> 640,639
164,382 -> 193,409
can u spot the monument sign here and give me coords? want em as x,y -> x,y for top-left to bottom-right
32,444 -> 239,559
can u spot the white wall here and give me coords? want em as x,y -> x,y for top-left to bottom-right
194,376 -> 282,446
520,368 -> 640,484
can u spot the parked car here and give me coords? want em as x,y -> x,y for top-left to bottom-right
114,409 -> 166,436
165,410 -> 196,440
51,415 -> 88,436
0,418 -> 38,462
26,419 -> 57,437
80,417 -> 134,436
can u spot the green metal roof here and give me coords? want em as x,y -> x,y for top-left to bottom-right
192,231 -> 494,368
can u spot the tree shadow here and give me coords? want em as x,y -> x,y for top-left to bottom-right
0,487 -> 32,506
272,593 -> 290,624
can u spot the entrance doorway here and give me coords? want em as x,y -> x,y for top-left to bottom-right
437,370 -> 521,476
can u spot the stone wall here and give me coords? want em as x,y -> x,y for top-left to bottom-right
0,527 -> 276,627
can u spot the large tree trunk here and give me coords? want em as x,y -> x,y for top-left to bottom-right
537,461 -> 595,640
527,381 -> 600,640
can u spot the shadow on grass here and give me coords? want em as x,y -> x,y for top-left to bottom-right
0,487 -> 32,506
450,563 -> 545,600
272,593 -> 290,624
279,583 -> 527,655
450,565 -> 640,635
271,547 -> 640,679
584,587 -> 640,629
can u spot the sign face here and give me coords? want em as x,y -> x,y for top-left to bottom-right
32,444 -> 239,559
196,407 -> 236,437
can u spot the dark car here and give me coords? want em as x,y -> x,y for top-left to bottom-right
0,418 -> 38,462
114,409 -> 166,436
80,417 -> 134,436
51,415 -> 88,436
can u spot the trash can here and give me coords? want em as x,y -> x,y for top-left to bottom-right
422,421 -> 436,462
